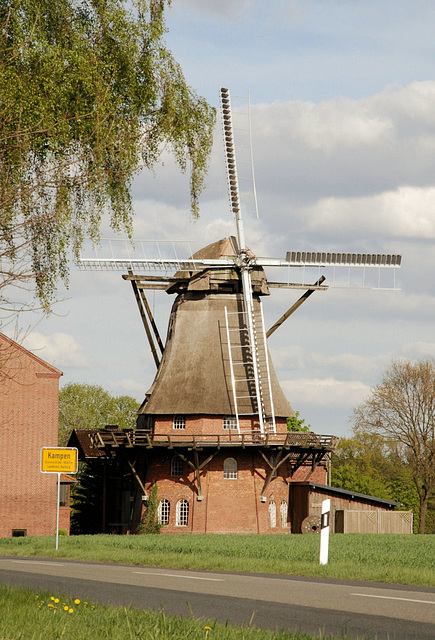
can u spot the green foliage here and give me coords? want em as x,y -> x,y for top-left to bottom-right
0,0 -> 215,309
287,411 -> 310,432
352,358 -> 435,533
136,484 -> 160,534
331,430 -> 423,532
58,382 -> 139,446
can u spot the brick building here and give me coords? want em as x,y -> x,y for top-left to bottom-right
0,333 -> 72,537
71,238 -> 338,534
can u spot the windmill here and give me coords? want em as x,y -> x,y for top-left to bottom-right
79,87 -> 401,440
74,87 -> 402,534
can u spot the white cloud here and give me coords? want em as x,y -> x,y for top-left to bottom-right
249,81 -> 435,215
398,341 -> 435,360
304,186 -> 435,240
107,378 -> 146,402
281,377 -> 370,409
22,332 -> 88,368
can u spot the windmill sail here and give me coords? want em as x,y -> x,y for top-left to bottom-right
220,87 -> 273,435
77,86 -> 402,439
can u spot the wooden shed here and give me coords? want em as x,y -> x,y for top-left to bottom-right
290,482 -> 412,534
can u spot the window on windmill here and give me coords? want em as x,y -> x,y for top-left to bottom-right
280,500 -> 288,528
269,500 -> 277,528
223,457 -> 238,479
223,415 -> 237,430
158,499 -> 170,526
171,456 -> 183,477
173,415 -> 186,430
176,499 -> 189,526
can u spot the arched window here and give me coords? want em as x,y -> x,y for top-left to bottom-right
269,500 -> 277,528
158,499 -> 170,526
223,457 -> 238,479
280,501 -> 288,528
171,455 -> 183,476
176,499 -> 189,526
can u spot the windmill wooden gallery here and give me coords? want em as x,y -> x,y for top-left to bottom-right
70,89 -> 403,535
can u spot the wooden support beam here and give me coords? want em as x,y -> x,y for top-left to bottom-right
125,458 -> 147,497
289,451 -> 311,477
267,276 -> 326,338
130,278 -> 161,368
259,449 -> 289,499
173,449 -> 221,501
267,281 -> 329,290
137,286 -> 164,355
303,451 -> 327,481
194,451 -> 203,500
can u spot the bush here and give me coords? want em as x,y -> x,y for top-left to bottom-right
136,485 -> 161,535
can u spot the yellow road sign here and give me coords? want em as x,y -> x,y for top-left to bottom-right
40,447 -> 78,474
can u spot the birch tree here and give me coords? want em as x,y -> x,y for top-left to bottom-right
353,359 -> 435,533
0,0 -> 215,312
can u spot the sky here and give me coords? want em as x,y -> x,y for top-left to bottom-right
11,0 -> 435,437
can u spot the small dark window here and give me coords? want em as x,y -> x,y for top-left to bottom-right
223,416 -> 237,430
12,529 -> 27,537
173,415 -> 186,430
171,456 -> 183,477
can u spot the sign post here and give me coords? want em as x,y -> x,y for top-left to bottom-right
40,447 -> 78,550
319,498 -> 331,565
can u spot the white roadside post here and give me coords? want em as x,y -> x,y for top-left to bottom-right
319,498 -> 331,565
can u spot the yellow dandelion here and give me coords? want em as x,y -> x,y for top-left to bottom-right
48,604 -> 54,608
74,598 -> 81,605
64,606 -> 69,611
68,608 -> 74,613
50,596 -> 55,601
204,626 -> 212,631
54,598 -> 59,603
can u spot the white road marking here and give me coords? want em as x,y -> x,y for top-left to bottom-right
352,593 -> 435,605
10,560 -> 65,566
133,571 -> 224,582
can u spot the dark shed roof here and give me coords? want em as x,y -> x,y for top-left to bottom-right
296,481 -> 402,508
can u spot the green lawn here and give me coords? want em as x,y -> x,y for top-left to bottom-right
0,532 -> 434,587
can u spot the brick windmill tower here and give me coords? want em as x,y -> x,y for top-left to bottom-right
74,88 -> 401,534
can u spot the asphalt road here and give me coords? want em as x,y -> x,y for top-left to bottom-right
0,556 -> 434,639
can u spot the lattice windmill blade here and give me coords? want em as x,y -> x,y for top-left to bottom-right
220,87 -> 273,436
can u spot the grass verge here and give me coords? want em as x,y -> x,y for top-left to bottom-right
0,533 -> 434,587
0,584 -> 348,640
